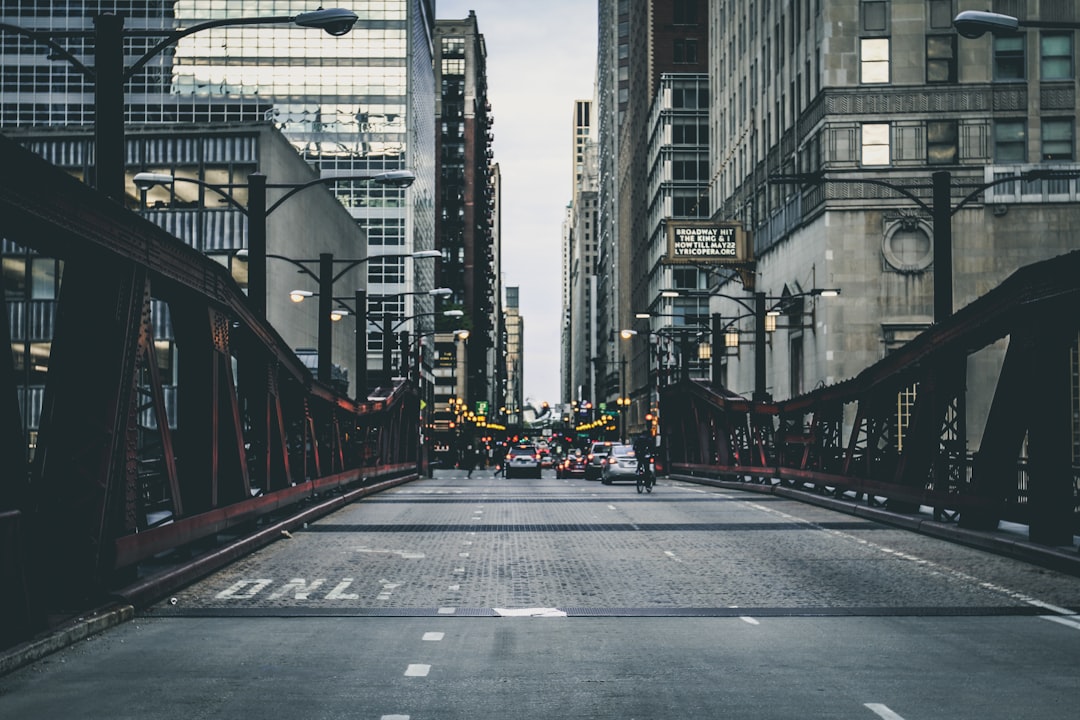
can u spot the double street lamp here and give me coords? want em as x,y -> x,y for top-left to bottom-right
133,170 -> 417,318
644,288 -> 839,402
266,250 -> 440,388
1,9 -> 358,202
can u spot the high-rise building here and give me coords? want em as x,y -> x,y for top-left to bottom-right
706,0 -> 1080,445
563,100 -> 600,406
594,0 -> 711,432
504,286 -> 524,428
434,12 -> 500,415
0,1 -> 438,394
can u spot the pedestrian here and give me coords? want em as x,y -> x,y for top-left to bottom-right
464,443 -> 477,478
493,443 -> 507,477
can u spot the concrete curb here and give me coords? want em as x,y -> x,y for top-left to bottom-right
671,474 -> 1080,577
0,603 -> 133,677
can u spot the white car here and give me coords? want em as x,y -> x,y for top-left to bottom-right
505,444 -> 542,479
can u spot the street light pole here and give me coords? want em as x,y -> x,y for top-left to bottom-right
382,312 -> 394,390
355,289 -> 367,398
93,13 -> 125,200
932,171 -> 953,323
318,253 -> 334,384
247,173 -> 268,317
754,291 -> 767,402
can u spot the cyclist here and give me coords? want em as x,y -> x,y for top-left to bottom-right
632,432 -> 653,474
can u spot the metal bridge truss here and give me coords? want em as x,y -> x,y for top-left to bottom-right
663,247 -> 1080,549
0,136 -> 420,647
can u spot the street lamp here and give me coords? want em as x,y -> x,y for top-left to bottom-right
770,168 -> 1070,324
1,9 -> 358,201
267,251 -> 442,386
662,287 -> 840,401
953,10 -> 1080,38
132,171 -> 418,317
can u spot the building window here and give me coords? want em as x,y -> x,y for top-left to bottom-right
674,39 -> 698,64
673,0 -> 696,24
994,120 -> 1027,162
861,1 -> 888,32
1041,33 -> 1074,80
860,38 -> 890,83
926,34 -> 957,83
1042,118 -> 1074,161
993,35 -> 1025,81
927,120 -> 958,164
441,59 -> 465,76
862,123 -> 890,165
927,0 -> 954,30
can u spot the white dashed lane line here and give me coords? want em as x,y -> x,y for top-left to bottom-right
404,664 -> 430,677
865,703 -> 907,720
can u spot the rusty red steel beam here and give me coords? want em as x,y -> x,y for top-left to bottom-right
671,463 -> 995,512
112,461 -> 419,569
0,135 -> 371,412
113,471 -> 419,609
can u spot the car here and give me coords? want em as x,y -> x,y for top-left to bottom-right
538,448 -> 553,468
505,444 -> 542,479
556,450 -> 586,479
584,441 -> 613,481
601,444 -> 639,484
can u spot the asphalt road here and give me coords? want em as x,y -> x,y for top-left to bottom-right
2,469 -> 1078,719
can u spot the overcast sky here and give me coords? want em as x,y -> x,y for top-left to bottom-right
436,1 -> 597,406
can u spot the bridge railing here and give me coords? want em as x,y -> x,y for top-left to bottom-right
663,248 -> 1080,546
0,134 -> 420,646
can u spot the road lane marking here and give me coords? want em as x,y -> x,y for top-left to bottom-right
739,616 -> 760,625
865,704 -> 906,720
438,607 -> 456,614
404,664 -> 431,677
354,547 -> 426,560
448,584 -> 460,591
422,632 -> 444,641
664,550 -> 683,563
381,715 -> 409,720
269,578 -> 324,600
1040,614 -> 1080,631
493,607 -> 568,617
325,578 -> 359,600
215,579 -> 272,599
746,500 -> 1078,619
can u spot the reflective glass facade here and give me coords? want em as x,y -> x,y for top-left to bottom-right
0,0 -> 437,383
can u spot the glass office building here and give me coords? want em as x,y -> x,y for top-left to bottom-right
0,0 -> 437,386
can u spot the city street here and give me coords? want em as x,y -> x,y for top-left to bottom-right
1,469 -> 1078,719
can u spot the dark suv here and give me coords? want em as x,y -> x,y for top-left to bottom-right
584,441 -> 613,481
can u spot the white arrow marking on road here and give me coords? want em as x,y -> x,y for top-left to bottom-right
493,607 -> 568,617
354,547 -> 425,559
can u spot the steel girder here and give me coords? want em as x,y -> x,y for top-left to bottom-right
664,248 -> 1080,545
0,134 -> 421,644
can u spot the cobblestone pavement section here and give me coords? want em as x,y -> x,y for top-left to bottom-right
160,470 -> 1080,614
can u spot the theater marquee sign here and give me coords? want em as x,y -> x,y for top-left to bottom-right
665,221 -> 756,287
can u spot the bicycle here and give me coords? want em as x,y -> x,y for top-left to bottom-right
636,456 -> 655,494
